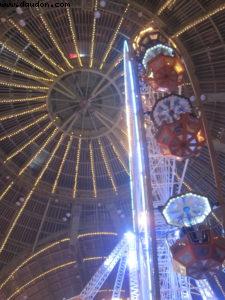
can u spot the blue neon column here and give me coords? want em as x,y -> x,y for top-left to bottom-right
123,41 -> 160,299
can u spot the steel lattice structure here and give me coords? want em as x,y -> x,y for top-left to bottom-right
68,41 -> 218,300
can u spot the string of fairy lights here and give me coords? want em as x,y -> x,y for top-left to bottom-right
0,62 -> 53,83
0,80 -> 49,90
0,104 -> 47,122
0,114 -> 48,141
99,3 -> 130,70
7,19 -> 65,73
157,0 -> 177,16
52,135 -> 72,194
173,3 -> 225,37
0,1 -> 224,292
98,139 -> 117,192
0,41 -> 57,78
4,121 -> 52,163
0,133 -> 64,257
0,232 -> 117,293
7,261 -> 76,300
37,10 -> 73,70
89,141 -> 97,197
0,127 -> 58,204
0,95 -> 47,104
73,138 -> 82,199
90,0 -> 98,68
66,7 -> 83,68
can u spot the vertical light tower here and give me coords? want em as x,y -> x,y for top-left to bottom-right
123,41 -> 160,300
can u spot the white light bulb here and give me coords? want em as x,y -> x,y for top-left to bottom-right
19,19 -> 26,27
100,0 -> 106,7
16,7 -> 23,14
94,11 -> 101,19
200,94 -> 206,101
190,95 -> 196,102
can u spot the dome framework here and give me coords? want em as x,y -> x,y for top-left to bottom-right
0,0 -> 225,299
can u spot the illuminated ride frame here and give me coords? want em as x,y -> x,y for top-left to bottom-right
68,42 -> 216,300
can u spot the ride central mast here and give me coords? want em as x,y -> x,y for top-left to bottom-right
123,41 -> 160,300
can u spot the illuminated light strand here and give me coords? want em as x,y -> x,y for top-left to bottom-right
183,181 -> 192,191
98,139 -> 117,192
0,95 -> 47,104
133,26 -> 155,51
0,238 -> 69,290
111,143 -> 129,175
89,0 -> 98,68
72,138 -> 81,199
4,121 -> 52,162
212,212 -> 223,227
19,128 -> 58,176
157,0 -> 176,16
7,261 -> 76,300
0,63 -> 53,82
38,14 -> 73,70
0,181 -> 14,201
89,142 -> 97,198
66,7 -> 83,67
176,173 -> 192,191
8,19 -> 65,73
181,82 -> 191,87
142,44 -> 174,69
99,3 -> 130,70
174,3 -> 225,37
0,134 -> 64,257
0,80 -> 49,90
83,256 -> 106,262
0,42 -> 57,77
77,232 -> 117,239
0,128 -> 56,213
0,104 -> 47,122
52,136 -> 73,193
0,233 -> 117,290
0,114 -> 48,142
213,275 -> 225,297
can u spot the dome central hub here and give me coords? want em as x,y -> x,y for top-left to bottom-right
47,69 -> 123,139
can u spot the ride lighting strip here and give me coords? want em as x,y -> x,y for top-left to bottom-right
123,41 -> 153,300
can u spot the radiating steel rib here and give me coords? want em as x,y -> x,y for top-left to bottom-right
8,18 -> 65,73
0,134 -> 64,256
